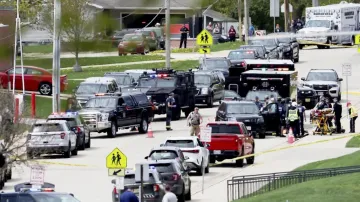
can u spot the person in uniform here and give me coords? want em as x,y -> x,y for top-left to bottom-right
166,93 -> 176,131
279,98 -> 287,137
264,96 -> 270,106
179,24 -> 189,48
254,96 -> 263,110
287,102 -> 300,138
119,187 -> 139,202
187,107 -> 203,136
347,102 -> 358,133
298,100 -> 306,136
333,98 -> 342,133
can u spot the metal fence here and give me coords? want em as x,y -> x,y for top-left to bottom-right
227,165 -> 360,202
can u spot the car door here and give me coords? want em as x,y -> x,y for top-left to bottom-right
25,67 -> 43,91
212,74 -> 222,100
176,161 -> 190,192
7,67 -> 24,90
122,96 -> 136,126
132,94 -> 147,124
216,103 -> 227,121
177,149 -> 188,170
197,138 -> 209,165
240,124 -> 253,155
65,122 -> 77,147
262,103 -> 279,131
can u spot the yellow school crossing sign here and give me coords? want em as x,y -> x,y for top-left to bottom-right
199,47 -> 211,54
106,147 -> 127,169
356,34 -> 360,53
196,29 -> 213,46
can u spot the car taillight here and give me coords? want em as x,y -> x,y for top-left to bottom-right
172,173 -> 180,181
60,133 -> 66,139
76,126 -> 81,134
113,187 -> 118,194
186,149 -> 199,153
241,62 -> 245,66
153,184 -> 160,192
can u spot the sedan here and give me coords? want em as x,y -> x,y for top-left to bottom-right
222,90 -> 241,101
118,33 -> 150,55
0,66 -> 68,95
135,29 -> 158,51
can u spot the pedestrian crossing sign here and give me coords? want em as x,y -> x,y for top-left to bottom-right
106,147 -> 127,169
355,34 -> 360,45
196,29 -> 213,46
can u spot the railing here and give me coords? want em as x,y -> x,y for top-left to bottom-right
227,165 -> 360,202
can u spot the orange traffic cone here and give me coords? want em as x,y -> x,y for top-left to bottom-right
287,128 -> 295,144
147,123 -> 154,138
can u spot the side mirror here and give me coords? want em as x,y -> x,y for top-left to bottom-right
111,179 -> 116,184
338,78 -> 343,81
301,77 -> 305,81
144,156 -> 149,159
69,193 -> 74,197
160,143 -> 164,147
185,156 -> 189,160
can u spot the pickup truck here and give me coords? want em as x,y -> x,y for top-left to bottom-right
205,121 -> 255,167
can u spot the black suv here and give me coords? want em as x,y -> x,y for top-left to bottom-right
137,69 -> 196,120
248,38 -> 284,59
227,49 -> 260,68
199,57 -> 231,78
215,101 -> 266,138
147,159 -> 192,202
194,70 -> 225,107
78,92 -> 154,138
274,33 -> 300,63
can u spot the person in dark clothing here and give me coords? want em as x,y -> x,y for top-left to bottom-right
287,102 -> 300,138
275,24 -> 282,33
179,24 -> 189,48
333,98 -> 342,133
295,19 -> 303,31
119,187 -> 139,202
325,98 -> 333,127
228,25 -> 237,42
298,100 -> 306,136
254,96 -> 263,110
316,97 -> 327,110
166,93 -> 176,131
279,99 -> 287,137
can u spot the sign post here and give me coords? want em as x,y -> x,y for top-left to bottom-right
342,63 -> 351,106
200,126 -> 212,194
30,165 -> 45,186
270,0 -> 280,33
106,147 -> 127,199
135,163 -> 149,202
196,29 -> 213,59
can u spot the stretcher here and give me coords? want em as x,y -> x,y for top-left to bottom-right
312,108 -> 333,135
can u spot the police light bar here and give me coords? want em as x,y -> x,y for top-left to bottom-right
51,112 -> 78,116
254,67 -> 289,71
150,74 -> 168,78
20,188 -> 55,192
95,93 -> 122,96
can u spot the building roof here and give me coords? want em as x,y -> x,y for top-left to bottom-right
203,9 -> 237,22
89,0 -> 202,10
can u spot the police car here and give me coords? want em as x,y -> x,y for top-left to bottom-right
26,120 -> 78,159
47,112 -> 91,150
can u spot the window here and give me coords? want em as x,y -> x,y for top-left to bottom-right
8,68 -> 24,74
85,97 -> 117,108
306,72 -> 337,81
195,75 -> 210,85
134,94 -> 148,105
118,98 -> 125,106
208,124 -> 241,134
226,103 -> 259,114
197,139 -> 204,147
19,195 -> 35,202
31,123 -> 64,132
1,195 -> 17,202
123,96 -> 135,106
32,193 -> 80,202
218,103 -> 226,111
124,173 -> 156,184
148,163 -> 175,173
240,124 -> 248,134
165,140 -> 195,148
26,68 -> 43,75
76,84 -> 106,94
108,84 -> 115,93
47,118 -> 77,128
149,150 -> 178,160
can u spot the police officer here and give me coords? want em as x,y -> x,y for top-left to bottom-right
347,102 -> 358,133
166,93 -> 176,131
254,96 -> 263,110
264,96 -> 270,106
333,98 -> 342,133
298,100 -> 306,137
287,102 -> 300,138
179,24 -> 189,48
279,98 -> 287,137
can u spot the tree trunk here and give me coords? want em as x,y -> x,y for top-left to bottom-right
72,51 -> 82,72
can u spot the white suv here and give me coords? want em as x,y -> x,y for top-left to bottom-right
26,120 -> 78,159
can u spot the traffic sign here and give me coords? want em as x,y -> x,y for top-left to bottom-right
106,147 -> 127,169
342,63 -> 352,76
196,29 -> 213,46
355,34 -> 360,45
30,166 -> 45,185
200,127 -> 212,142
199,47 -> 210,54
108,168 -> 125,177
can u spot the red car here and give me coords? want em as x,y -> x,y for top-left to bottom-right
118,33 -> 150,55
0,66 -> 68,95
205,121 -> 255,167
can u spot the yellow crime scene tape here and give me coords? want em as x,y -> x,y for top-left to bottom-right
299,40 -> 355,48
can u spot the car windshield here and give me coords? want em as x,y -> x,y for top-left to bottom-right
305,20 -> 330,28
138,78 -> 176,87
76,84 -> 107,94
32,123 -> 64,133
195,75 -> 211,85
47,118 -> 77,128
32,193 -> 80,202
227,103 -> 259,114
149,150 -> 178,160
105,75 -> 132,85
224,90 -> 240,98
145,28 -> 162,37
249,39 -> 276,46
85,97 -> 117,108
203,60 -> 229,70
208,124 -> 241,134
123,34 -> 142,41
240,46 -> 265,56
125,174 -> 156,184
278,37 -> 292,43
165,140 -> 195,148
148,163 -> 175,173
228,51 -> 256,60
246,91 -> 280,101
306,72 -> 337,81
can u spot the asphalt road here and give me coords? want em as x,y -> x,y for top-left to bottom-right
4,46 -> 360,202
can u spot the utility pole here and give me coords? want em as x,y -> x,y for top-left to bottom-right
312,0 -> 319,7
238,0 -> 242,41
165,0 -> 171,69
244,0 -> 249,44
284,0 -> 289,32
52,0 -> 61,112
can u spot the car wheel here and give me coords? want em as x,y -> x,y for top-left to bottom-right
205,156 -> 210,173
138,115 -> 148,134
338,94 -> 341,101
79,135 -> 86,150
184,182 -> 191,200
39,82 -> 52,95
196,158 -> 204,176
294,56 -> 299,63
299,45 -> 304,50
64,143 -> 71,158
235,148 -> 244,167
27,152 -> 33,160
178,190 -> 185,202
259,133 -> 266,139
246,146 -> 255,165
85,131 -> 91,148
207,95 -> 214,108
107,121 -> 117,138
71,142 -> 78,156
209,156 -> 215,164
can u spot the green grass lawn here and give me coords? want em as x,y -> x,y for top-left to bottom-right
18,55 -> 165,69
23,45 -> 54,54
23,95 -> 67,119
23,42 -> 117,54
346,135 -> 360,148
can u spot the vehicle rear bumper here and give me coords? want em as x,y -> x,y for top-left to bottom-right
195,95 -> 210,104
242,123 -> 265,134
27,146 -> 68,154
210,150 -> 239,160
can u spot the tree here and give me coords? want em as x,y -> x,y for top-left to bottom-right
39,0 -> 97,72
0,0 -> 42,23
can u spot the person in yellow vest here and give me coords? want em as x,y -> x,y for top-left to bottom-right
286,102 -> 300,138
347,102 -> 358,133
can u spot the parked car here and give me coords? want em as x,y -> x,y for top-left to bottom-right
0,66 -> 68,95
135,29 -> 158,51
143,27 -> 165,49
222,90 -> 241,101
111,29 -> 136,47
145,146 -> 188,171
118,33 -> 150,55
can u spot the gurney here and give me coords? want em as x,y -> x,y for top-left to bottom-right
312,108 -> 333,135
